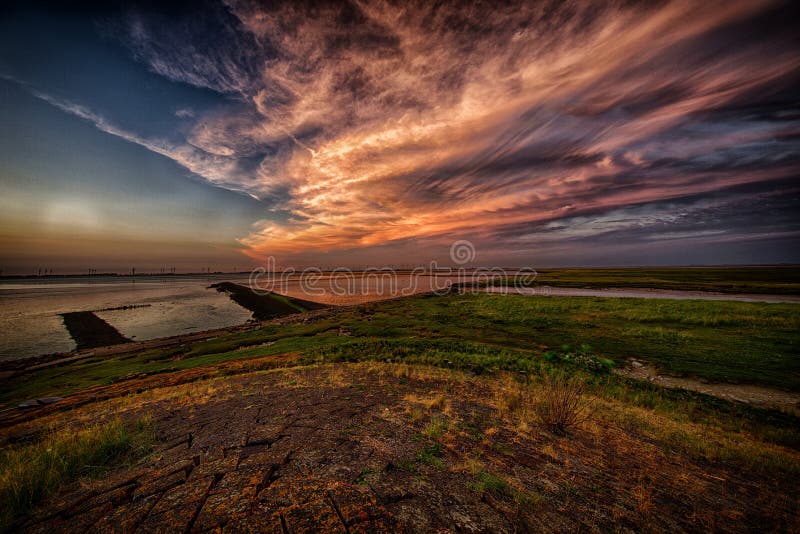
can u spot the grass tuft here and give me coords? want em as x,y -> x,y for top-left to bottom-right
417,443 -> 445,468
0,416 -> 156,528
470,470 -> 512,496
534,372 -> 592,435
422,416 -> 449,438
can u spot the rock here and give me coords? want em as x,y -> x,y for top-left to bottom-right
18,397 -> 63,408
630,360 -> 644,368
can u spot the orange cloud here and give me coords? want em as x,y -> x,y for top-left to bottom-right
222,0 -> 798,261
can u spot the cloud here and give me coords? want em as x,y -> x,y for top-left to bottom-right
26,1 -> 800,263
174,108 -> 195,118
485,179 -> 800,252
124,0 -> 262,95
23,88 -> 270,201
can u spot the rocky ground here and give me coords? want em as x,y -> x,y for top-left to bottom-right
4,362 -> 798,533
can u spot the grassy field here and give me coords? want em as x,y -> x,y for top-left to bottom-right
501,265 -> 800,294
4,293 -> 797,406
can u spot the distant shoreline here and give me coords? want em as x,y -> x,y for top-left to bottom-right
2,264 -> 799,280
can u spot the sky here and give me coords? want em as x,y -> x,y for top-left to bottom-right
0,0 -> 799,274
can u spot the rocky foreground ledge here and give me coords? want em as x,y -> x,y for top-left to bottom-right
3,361 -> 797,533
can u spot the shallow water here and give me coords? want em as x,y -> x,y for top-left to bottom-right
0,275 -> 253,360
250,272 -> 462,305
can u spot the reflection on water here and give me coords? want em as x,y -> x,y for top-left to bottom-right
94,285 -> 255,342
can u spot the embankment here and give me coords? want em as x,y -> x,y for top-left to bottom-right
60,311 -> 132,350
210,282 -> 328,320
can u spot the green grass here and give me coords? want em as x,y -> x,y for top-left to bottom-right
493,266 -> 800,294
0,416 -> 156,528
4,292 -> 798,399
299,294 -> 800,389
3,293 -> 798,449
422,416 -> 449,438
417,443 -> 445,468
602,403 -> 800,479
469,470 -> 513,495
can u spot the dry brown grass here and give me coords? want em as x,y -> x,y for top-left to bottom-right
393,364 -> 413,380
533,373 -> 592,435
403,392 -> 448,410
632,483 -> 654,514
322,366 -> 349,387
404,405 -> 424,422
1,416 -> 155,528
493,373 -> 592,435
494,376 -> 529,422
403,394 -> 453,427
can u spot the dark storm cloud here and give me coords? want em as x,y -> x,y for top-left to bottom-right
486,177 -> 800,250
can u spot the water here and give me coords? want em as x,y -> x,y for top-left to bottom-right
250,272 -> 463,305
0,275 -> 254,361
0,272 -> 459,360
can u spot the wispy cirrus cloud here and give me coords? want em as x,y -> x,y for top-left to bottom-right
14,85 -> 262,200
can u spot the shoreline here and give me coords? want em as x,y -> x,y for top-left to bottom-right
2,288 -> 799,413
210,281 -> 329,320
3,285 -> 799,373
0,308 -> 336,376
